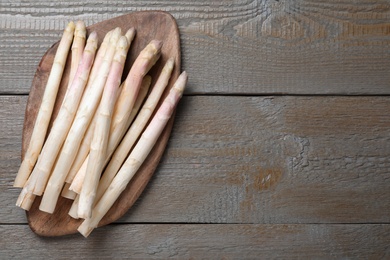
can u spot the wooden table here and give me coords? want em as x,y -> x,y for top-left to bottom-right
1,1 -> 389,258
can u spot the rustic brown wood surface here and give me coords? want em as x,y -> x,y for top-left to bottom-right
1,0 -> 389,258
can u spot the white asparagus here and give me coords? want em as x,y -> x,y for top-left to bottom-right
16,30 -> 114,210
14,21 -> 75,188
68,21 -> 86,89
95,58 -> 175,204
125,78 -> 150,129
60,31 -> 114,187
16,176 -> 34,210
19,191 -> 35,210
67,79 -> 151,213
63,111 -> 97,184
63,82 -> 123,186
68,153 -> 87,194
68,194 -> 80,219
69,76 -> 151,195
124,28 -> 135,48
109,40 -> 162,155
88,30 -> 112,85
78,71 -> 188,237
28,28 -> 121,198
34,31 -> 99,213
78,36 -> 130,218
71,40 -> 162,192
64,29 -> 136,186
61,183 -> 77,200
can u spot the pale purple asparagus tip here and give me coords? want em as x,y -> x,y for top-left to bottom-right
89,31 -> 98,39
177,71 -> 188,90
118,36 -> 128,48
150,40 -> 163,51
76,20 -> 85,27
128,27 -> 136,33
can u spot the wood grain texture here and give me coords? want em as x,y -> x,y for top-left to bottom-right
0,96 -> 26,223
3,95 -> 390,225
1,0 -> 390,94
20,11 -> 181,236
1,224 -> 389,259
1,0 -> 389,256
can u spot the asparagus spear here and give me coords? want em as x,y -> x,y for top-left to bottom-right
30,28 -> 121,197
63,111 -> 97,186
64,28 -> 136,186
109,40 -> 162,155
61,183 -> 77,200
69,21 -> 86,89
62,83 -> 120,188
30,31 -> 97,213
69,76 -> 151,194
16,173 -> 35,209
19,192 -> 35,210
66,78 -> 151,214
88,29 -> 112,84
77,71 -> 187,237
70,40 -> 162,193
124,28 -> 135,48
59,31 -> 114,189
68,194 -> 80,219
16,29 -> 116,210
14,21 -> 75,188
63,82 -> 124,187
95,58 -> 175,205
78,36 -> 130,218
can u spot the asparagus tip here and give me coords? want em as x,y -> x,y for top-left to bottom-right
67,21 -> 76,31
113,27 -> 122,34
108,28 -> 122,45
103,30 -> 113,42
76,20 -> 85,28
166,57 -> 175,70
89,31 -> 98,40
150,40 -> 163,52
117,36 -> 128,49
125,28 -> 136,42
172,71 -> 188,93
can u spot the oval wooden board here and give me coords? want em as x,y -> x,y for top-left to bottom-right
22,11 -> 181,236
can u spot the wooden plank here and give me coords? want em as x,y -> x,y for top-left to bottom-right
0,224 -> 389,258
1,0 -> 390,94
0,96 -> 26,223
1,96 -> 390,224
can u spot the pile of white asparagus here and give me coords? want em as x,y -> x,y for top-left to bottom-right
13,21 -> 187,237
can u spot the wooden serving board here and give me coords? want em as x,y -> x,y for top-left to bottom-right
22,11 -> 181,236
